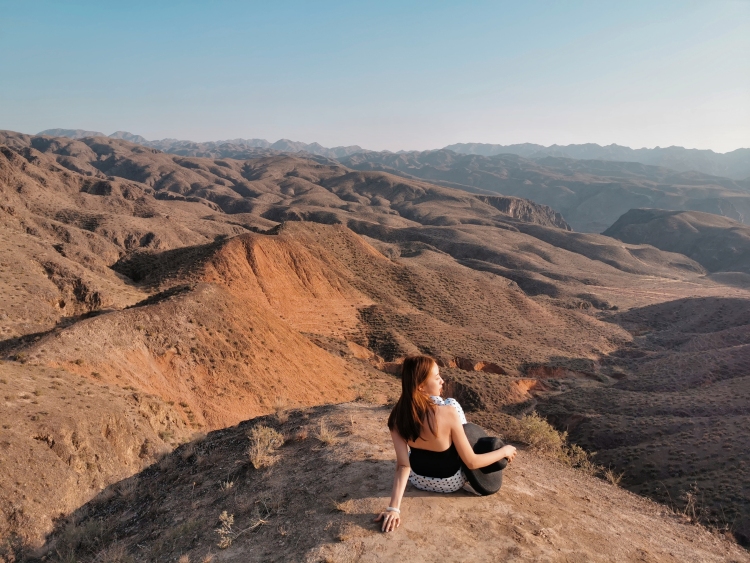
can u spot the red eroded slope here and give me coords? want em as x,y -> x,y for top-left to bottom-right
23,283 -> 362,430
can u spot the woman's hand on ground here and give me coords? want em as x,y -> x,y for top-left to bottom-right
374,511 -> 401,532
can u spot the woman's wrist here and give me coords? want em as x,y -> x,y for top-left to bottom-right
386,506 -> 400,513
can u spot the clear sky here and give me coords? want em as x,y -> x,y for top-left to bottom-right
1,0 -> 748,152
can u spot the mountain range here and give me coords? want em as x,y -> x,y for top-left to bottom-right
39,129 -> 365,160
37,129 -> 750,233
40,129 -> 750,180
446,142 -> 750,180
4,129 -> 750,556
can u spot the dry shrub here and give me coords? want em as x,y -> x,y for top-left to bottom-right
505,412 -> 601,475
92,543 -> 133,563
247,425 -> 284,469
117,479 -> 138,500
273,396 -> 290,424
54,517 -> 111,559
315,420 -> 339,446
681,483 -> 704,522
506,412 -> 566,454
157,453 -> 176,471
0,534 -> 26,563
215,511 -> 234,549
180,443 -> 197,462
215,504 -> 270,550
560,443 -> 599,475
603,466 -> 625,486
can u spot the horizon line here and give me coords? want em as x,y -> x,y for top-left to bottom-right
29,127 -> 750,155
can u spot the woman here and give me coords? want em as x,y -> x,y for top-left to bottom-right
375,355 -> 517,533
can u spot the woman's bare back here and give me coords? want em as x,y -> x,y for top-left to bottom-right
406,405 -> 456,452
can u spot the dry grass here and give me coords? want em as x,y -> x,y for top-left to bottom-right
273,396 -> 290,424
503,412 -> 601,476
215,511 -> 234,549
91,542 -> 133,563
117,479 -> 138,500
315,420 -> 339,446
247,425 -> 285,469
215,502 -> 272,550
602,466 -> 625,486
505,412 -> 566,454
561,443 -> 600,476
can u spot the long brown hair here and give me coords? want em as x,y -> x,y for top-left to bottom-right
387,355 -> 437,442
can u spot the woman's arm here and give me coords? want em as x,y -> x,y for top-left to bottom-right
449,409 -> 517,470
374,429 -> 411,532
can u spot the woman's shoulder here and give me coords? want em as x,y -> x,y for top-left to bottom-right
435,403 -> 461,421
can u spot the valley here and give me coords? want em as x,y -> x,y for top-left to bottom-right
1,131 -> 750,559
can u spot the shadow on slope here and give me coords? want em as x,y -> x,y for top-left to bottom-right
536,296 -> 750,539
0,362 -> 187,553
604,208 -> 750,274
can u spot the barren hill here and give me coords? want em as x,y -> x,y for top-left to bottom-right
341,150 -> 750,232
604,209 -> 750,274
3,130 -> 750,552
27,404 -> 750,563
3,131 -> 570,231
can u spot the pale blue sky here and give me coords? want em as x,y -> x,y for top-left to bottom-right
1,1 -> 748,151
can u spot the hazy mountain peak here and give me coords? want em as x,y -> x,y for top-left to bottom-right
39,128 -> 106,139
107,131 -> 149,143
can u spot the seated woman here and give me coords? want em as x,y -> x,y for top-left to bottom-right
375,355 -> 517,533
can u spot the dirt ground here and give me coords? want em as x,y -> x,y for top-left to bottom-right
28,403 -> 749,563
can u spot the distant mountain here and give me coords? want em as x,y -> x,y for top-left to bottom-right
603,208 -> 750,274
445,142 -> 750,180
39,128 -> 106,139
38,129 -> 365,160
40,129 -> 750,180
341,149 -> 750,232
108,131 -> 149,144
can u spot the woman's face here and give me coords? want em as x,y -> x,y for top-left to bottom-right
419,362 -> 443,397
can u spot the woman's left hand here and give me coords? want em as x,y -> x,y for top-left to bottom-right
374,510 -> 401,532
